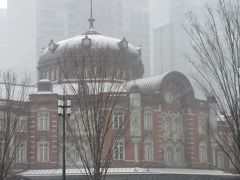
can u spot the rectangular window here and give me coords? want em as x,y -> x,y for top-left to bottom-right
228,134 -> 233,145
166,147 -> 173,166
17,116 -> 27,132
37,111 -> 49,131
114,140 -> 124,160
199,144 -> 207,163
0,141 -> 4,160
229,153 -> 235,169
46,71 -> 50,80
84,67 -> 88,78
217,152 -> 224,169
144,111 -> 152,129
144,141 -> 153,161
217,132 -> 224,145
55,69 -> 59,80
113,110 -> 123,129
16,143 -> 26,162
51,69 -> 55,81
0,112 -> 5,130
198,114 -> 206,135
38,141 -> 49,162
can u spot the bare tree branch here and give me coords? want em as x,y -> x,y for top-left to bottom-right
58,44 -> 131,180
185,0 -> 240,173
0,71 -> 30,179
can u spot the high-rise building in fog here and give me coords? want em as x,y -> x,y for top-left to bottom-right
7,0 -> 82,76
6,0 -> 150,77
150,0 -> 215,76
0,8 -> 7,67
94,0 -> 150,76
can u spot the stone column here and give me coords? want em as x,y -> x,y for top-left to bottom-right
129,84 -> 141,164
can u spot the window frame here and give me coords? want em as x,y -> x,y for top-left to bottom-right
175,116 -> 183,137
17,116 -> 27,132
229,152 -> 235,169
144,139 -> 153,161
113,139 -> 125,160
144,110 -> 153,130
175,147 -> 183,167
0,141 -> 5,160
216,151 -> 225,169
37,139 -> 49,162
113,108 -> 124,129
199,141 -> 207,163
163,115 -> 173,137
198,114 -> 206,135
16,142 -> 27,163
165,147 -> 174,166
0,112 -> 5,130
37,109 -> 49,131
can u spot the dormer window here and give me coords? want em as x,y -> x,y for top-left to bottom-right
82,35 -> 91,47
118,37 -> 128,49
48,39 -> 57,52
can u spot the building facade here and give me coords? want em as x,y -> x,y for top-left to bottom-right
12,73 -> 235,173
6,26 -> 235,174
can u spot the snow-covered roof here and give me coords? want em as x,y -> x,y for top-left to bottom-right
30,71 -> 194,99
50,81 -> 128,96
127,71 -> 194,97
39,34 -> 140,64
19,168 -> 236,177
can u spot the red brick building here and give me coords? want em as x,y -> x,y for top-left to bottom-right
11,27 -> 235,174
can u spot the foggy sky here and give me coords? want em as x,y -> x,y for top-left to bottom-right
0,0 -> 7,9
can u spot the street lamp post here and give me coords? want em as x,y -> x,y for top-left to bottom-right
58,87 -> 71,180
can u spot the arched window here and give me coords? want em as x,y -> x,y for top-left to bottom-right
199,141 -> 207,163
37,138 -> 49,162
37,109 -> 49,131
175,116 -> 183,136
165,147 -> 173,166
144,139 -> 153,161
217,151 -> 224,169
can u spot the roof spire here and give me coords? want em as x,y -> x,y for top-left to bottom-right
89,0 -> 94,29
85,0 -> 98,35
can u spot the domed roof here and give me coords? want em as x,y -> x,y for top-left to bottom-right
38,8 -> 144,81
126,71 -> 195,105
39,34 -> 141,64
